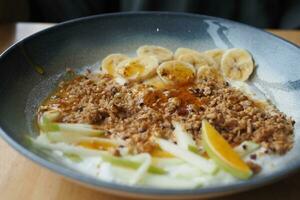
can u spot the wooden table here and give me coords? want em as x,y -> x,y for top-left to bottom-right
0,23 -> 299,200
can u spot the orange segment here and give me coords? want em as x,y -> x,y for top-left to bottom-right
201,120 -> 252,179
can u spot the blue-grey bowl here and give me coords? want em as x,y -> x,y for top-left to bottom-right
0,12 -> 300,199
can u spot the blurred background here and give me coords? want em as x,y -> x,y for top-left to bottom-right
0,0 -> 300,29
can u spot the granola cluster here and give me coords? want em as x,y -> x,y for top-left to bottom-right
39,72 -> 294,154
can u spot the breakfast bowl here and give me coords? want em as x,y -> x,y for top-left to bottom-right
0,12 -> 300,199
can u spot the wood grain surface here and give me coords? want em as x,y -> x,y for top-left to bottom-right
0,23 -> 299,200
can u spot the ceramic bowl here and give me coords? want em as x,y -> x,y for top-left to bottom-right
0,12 -> 300,199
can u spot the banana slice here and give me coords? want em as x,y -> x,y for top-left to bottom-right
174,47 -> 201,59
197,66 -> 224,84
204,49 -> 225,68
221,48 -> 254,81
117,56 -> 159,81
157,60 -> 195,85
101,54 -> 129,76
143,76 -> 166,89
137,45 -> 173,63
177,53 -> 217,70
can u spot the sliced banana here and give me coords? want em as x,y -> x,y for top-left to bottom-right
143,76 -> 166,89
177,53 -> 217,70
114,75 -> 127,85
174,47 -> 201,59
197,66 -> 224,84
221,48 -> 254,81
101,54 -> 129,76
117,56 -> 159,81
204,49 -> 225,68
157,60 -> 195,85
137,45 -> 173,63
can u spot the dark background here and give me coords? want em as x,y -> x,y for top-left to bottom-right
1,0 -> 300,29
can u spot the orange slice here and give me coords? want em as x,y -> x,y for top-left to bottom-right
202,120 -> 252,179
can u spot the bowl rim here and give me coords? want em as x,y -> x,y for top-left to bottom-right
0,11 -> 299,198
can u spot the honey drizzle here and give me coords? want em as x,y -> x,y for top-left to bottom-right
143,84 -> 206,115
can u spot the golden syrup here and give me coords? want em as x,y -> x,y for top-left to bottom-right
77,140 -> 116,150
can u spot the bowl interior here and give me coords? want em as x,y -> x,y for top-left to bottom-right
0,12 -> 300,197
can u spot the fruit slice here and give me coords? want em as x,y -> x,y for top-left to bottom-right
46,130 -> 105,144
143,76 -> 166,89
177,53 -> 217,70
33,136 -> 166,175
156,138 -> 217,174
38,111 -> 58,133
221,48 -> 254,81
197,65 -> 224,83
39,111 -> 104,136
101,54 -> 129,76
204,49 -> 225,68
157,60 -> 195,85
201,120 -> 252,179
40,110 -> 60,123
39,111 -> 105,141
137,45 -> 173,63
151,157 -> 184,167
117,56 -> 159,81
129,153 -> 151,184
172,121 -> 197,150
174,47 -> 201,59
44,123 -> 105,137
108,164 -> 202,189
